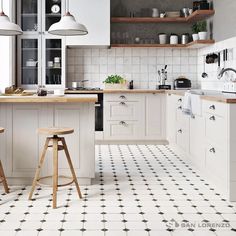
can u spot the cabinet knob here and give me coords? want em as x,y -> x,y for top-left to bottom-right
119,121 -> 127,126
178,129 -> 182,133
120,102 -> 126,105
178,106 -> 182,110
178,98 -> 182,102
209,116 -> 216,121
209,148 -> 216,153
119,95 -> 126,99
209,105 -> 215,110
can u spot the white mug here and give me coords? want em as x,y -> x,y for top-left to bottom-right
152,8 -> 159,18
47,61 -> 54,67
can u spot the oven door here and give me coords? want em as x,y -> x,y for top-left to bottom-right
95,93 -> 103,132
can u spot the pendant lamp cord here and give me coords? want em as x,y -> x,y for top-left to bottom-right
1,0 -> 3,13
66,0 -> 69,13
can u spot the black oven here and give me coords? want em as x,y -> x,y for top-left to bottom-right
66,90 -> 103,132
95,93 -> 103,131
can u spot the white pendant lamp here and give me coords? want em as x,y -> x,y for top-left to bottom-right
0,0 -> 23,36
48,0 -> 88,36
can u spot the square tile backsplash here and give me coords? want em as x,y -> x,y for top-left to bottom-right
67,48 -> 199,89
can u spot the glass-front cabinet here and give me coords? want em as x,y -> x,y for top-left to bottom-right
17,0 -> 65,89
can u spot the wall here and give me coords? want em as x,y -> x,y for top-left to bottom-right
67,48 -> 198,89
198,36 -> 236,91
210,0 -> 236,42
0,1 -> 14,93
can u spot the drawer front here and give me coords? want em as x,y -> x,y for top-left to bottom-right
105,101 -> 142,121
206,143 -> 227,183
104,120 -> 143,140
203,100 -> 228,117
205,114 -> 227,146
104,93 -> 143,102
176,108 -> 190,130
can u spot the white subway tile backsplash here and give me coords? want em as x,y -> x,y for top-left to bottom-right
67,47 -> 198,89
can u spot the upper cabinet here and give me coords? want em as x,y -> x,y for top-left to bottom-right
65,0 -> 110,46
16,0 -> 66,89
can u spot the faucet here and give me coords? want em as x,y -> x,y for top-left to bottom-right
218,68 -> 236,80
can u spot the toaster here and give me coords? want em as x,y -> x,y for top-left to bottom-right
174,77 -> 191,90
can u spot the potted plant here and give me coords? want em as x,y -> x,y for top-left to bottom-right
192,23 -> 199,41
197,21 -> 208,40
103,75 -> 128,90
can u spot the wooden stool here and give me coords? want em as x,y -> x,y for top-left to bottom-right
29,127 -> 82,208
0,128 -> 9,194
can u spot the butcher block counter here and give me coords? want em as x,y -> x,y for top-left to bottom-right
0,94 -> 97,185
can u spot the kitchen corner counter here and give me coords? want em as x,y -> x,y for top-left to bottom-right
166,90 -> 236,104
0,94 -> 98,103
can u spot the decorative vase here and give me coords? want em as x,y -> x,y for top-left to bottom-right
198,32 -> 208,40
192,33 -> 199,41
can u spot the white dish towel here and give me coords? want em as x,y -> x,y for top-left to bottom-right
182,92 -> 202,116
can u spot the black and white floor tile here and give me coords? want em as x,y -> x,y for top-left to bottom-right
1,145 -> 236,236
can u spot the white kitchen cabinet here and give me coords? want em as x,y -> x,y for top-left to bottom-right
145,93 -> 166,140
4,104 -> 52,177
16,0 -> 66,89
189,114 -> 205,170
0,102 -> 95,184
66,0 -> 110,46
104,120 -> 143,140
166,94 -> 177,144
104,93 -> 166,141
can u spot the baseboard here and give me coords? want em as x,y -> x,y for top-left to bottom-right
96,140 -> 169,145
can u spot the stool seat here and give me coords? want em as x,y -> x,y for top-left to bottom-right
0,128 -> 4,133
37,127 -> 74,136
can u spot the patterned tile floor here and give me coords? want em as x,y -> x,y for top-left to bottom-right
1,145 -> 236,236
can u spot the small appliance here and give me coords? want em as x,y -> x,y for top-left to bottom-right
174,77 -> 191,90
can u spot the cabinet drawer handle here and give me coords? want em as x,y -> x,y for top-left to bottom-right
178,98 -> 182,102
178,106 -> 182,110
178,129 -> 182,133
119,95 -> 126,99
209,105 -> 215,110
119,121 -> 127,126
209,116 -> 215,121
209,148 -> 216,154
120,102 -> 126,105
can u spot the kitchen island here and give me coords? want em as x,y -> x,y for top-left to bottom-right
0,95 -> 97,185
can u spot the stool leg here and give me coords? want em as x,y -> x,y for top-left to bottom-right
29,138 -> 49,200
61,138 -> 82,199
0,161 -> 9,194
52,139 -> 59,209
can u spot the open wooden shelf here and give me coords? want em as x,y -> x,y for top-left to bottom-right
111,40 -> 215,49
111,10 -> 215,23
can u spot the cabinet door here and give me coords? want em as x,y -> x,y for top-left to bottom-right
104,120 -> 143,140
17,0 -> 41,34
145,94 -> 165,139
9,104 -> 52,177
66,0 -> 110,46
105,101 -> 142,121
17,37 -> 42,88
189,115 -> 205,170
166,94 -> 177,144
43,0 -> 63,32
42,36 -> 66,88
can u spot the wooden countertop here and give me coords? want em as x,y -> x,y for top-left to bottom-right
0,94 -> 98,103
166,90 -> 236,104
65,89 -> 165,94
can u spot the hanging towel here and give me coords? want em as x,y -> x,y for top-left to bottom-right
191,94 -> 202,116
182,92 -> 192,115
182,92 -> 202,116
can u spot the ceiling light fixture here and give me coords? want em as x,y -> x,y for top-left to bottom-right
48,0 -> 88,36
0,0 -> 23,36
